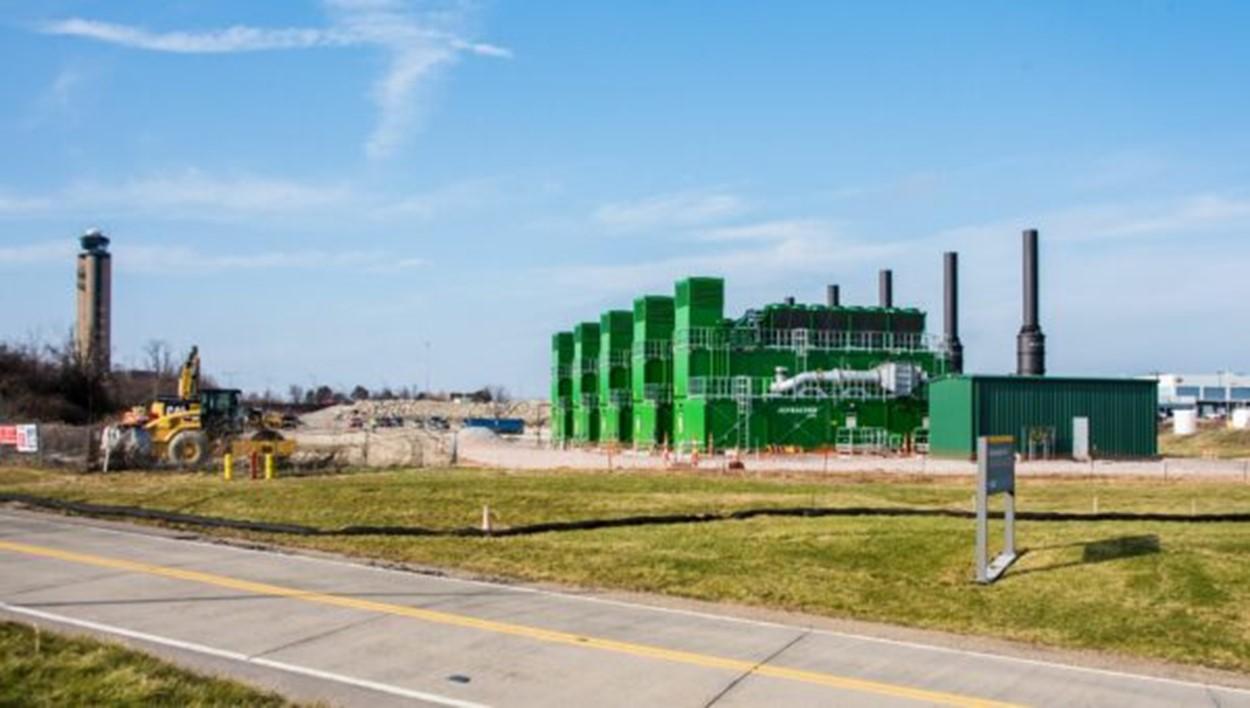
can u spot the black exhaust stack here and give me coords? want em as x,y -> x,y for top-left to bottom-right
1016,229 -> 1046,376
943,252 -> 964,374
826,284 -> 840,308
878,269 -> 893,308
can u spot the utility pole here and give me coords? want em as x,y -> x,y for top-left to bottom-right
424,340 -> 431,396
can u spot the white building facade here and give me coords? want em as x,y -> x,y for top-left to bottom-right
1148,373 -> 1250,416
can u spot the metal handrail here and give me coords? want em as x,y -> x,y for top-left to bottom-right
675,327 -> 943,354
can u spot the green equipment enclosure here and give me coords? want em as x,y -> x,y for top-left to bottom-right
928,376 -> 1158,459
598,310 -> 634,444
550,332 -> 574,442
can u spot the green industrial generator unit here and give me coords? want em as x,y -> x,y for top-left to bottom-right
550,332 -> 574,443
552,273 -> 953,452
598,310 -> 634,444
632,295 -> 675,449
928,375 -> 1158,459
571,321 -> 601,443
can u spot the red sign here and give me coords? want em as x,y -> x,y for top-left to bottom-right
0,425 -> 16,446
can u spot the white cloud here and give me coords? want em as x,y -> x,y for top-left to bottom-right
116,244 -> 392,272
549,219 -> 899,296
0,171 -> 353,218
45,68 -> 82,107
0,192 -> 52,214
593,191 -> 747,230
697,218 -> 839,242
375,178 -> 499,219
0,238 -> 424,274
1072,194 -> 1250,240
0,170 -> 520,222
389,256 -> 427,268
67,170 -> 354,213
38,2 -> 511,159
930,192 -> 1250,248
0,241 -> 76,265
41,18 -> 344,53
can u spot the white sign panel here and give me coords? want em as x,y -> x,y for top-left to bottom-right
15,424 -> 38,453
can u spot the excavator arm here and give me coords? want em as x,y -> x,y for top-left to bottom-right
177,346 -> 200,400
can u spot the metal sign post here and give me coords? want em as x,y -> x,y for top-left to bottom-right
976,435 -> 1018,584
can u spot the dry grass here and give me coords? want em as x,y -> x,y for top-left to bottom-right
1161,428 -> 1250,459
3,467 -> 1250,673
0,621 -> 297,706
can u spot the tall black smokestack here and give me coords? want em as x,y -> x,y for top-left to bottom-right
943,252 -> 964,374
878,269 -> 893,308
1017,229 -> 1046,376
826,284 -> 840,308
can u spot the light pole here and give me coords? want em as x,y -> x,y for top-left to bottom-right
424,341 -> 431,396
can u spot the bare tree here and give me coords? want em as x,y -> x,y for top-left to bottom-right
485,384 -> 512,417
288,384 -> 304,405
142,339 -> 174,397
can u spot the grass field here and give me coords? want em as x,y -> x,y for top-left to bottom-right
0,621 -> 294,706
2,467 -> 1250,674
1160,428 -> 1250,459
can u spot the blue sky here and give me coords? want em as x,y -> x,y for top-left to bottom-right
3,1 -> 1249,397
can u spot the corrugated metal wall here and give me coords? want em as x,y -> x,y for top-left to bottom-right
929,376 -> 1157,459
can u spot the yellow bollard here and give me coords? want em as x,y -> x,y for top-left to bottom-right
223,454 -> 233,481
264,453 -> 275,480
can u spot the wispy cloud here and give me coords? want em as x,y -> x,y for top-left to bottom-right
44,67 -> 82,107
0,170 -> 352,218
374,178 -> 500,219
74,170 -> 354,213
38,1 -> 510,159
0,192 -> 52,214
0,241 -> 76,265
593,191 -> 747,230
41,18 -> 345,53
549,219 -> 899,296
0,239 -> 424,274
0,170 -> 521,221
931,191 -> 1250,248
696,218 -> 840,243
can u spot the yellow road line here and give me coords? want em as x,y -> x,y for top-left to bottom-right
0,539 -> 1016,707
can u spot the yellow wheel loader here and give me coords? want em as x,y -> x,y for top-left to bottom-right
105,346 -> 295,468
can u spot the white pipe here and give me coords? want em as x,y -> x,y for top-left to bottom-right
769,368 -> 881,394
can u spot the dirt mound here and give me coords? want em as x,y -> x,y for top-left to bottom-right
301,399 -> 547,430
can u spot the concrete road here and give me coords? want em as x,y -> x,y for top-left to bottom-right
1,509 -> 1246,708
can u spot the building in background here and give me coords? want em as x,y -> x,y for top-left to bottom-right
1149,373 -> 1250,417
75,229 -> 111,372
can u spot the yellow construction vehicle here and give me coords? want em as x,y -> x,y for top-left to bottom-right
112,346 -> 295,467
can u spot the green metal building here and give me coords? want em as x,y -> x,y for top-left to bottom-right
598,310 -> 634,444
928,375 -> 1158,459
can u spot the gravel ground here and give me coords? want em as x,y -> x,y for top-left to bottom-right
458,432 -> 1250,480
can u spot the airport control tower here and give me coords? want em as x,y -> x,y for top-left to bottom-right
75,228 -> 111,372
